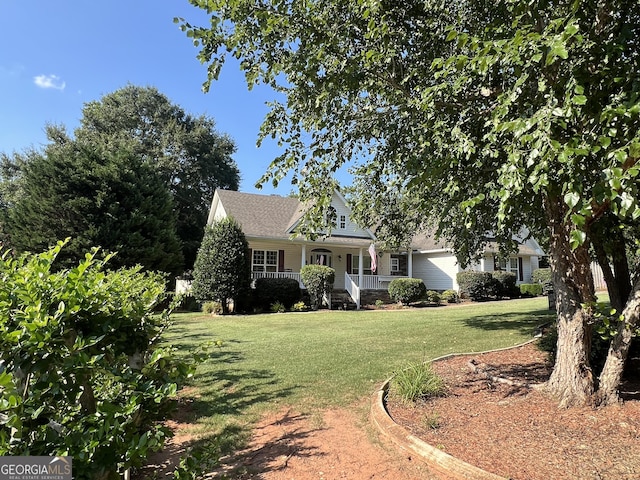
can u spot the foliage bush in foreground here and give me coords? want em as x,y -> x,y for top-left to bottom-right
0,241 -> 201,480
390,362 -> 446,403
388,278 -> 427,305
300,265 -> 335,310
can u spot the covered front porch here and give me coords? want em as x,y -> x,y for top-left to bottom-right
249,240 -> 413,308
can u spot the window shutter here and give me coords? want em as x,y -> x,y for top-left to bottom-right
518,257 -> 524,282
248,249 -> 253,271
278,250 -> 285,272
346,254 -> 352,274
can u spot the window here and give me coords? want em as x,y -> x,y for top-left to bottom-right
351,256 -> 373,275
311,248 -> 332,267
390,254 -> 408,275
253,249 -> 278,272
498,257 -> 519,278
391,257 -> 400,272
339,215 -> 347,229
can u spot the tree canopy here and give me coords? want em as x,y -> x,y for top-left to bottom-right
4,132 -> 184,274
73,85 -> 241,269
181,0 -> 640,406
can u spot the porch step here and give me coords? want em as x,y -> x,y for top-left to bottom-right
330,290 -> 357,310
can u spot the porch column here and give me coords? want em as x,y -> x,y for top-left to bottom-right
408,248 -> 413,278
358,248 -> 364,288
301,244 -> 307,269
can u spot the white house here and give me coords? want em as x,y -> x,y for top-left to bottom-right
205,189 -> 546,308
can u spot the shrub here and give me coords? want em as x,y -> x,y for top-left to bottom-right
0,241 -> 200,478
492,271 -> 518,298
390,362 -> 446,403
388,278 -> 427,304
520,283 -> 543,297
270,301 -> 286,313
533,267 -> 554,294
300,264 -> 335,309
441,289 -> 459,303
202,301 -> 223,314
532,267 -> 552,285
375,299 -> 386,308
253,277 -> 302,310
290,301 -> 308,312
179,294 -> 201,312
456,271 -> 496,301
425,290 -> 441,304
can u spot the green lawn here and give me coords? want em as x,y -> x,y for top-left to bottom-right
166,297 -> 554,446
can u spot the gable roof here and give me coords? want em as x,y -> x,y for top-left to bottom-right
209,190 -> 303,240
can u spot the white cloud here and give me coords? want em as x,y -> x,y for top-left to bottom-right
34,74 -> 66,91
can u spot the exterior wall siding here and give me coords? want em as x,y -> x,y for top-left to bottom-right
412,252 -> 460,291
330,192 -> 371,238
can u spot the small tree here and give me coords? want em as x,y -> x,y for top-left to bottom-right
191,217 -> 251,314
300,264 -> 335,310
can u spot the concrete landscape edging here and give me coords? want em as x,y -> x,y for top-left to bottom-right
370,339 -> 543,480
370,380 -> 507,480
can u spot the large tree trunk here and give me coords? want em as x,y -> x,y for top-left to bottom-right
543,196 -> 597,407
596,276 -> 640,405
591,215 -> 632,313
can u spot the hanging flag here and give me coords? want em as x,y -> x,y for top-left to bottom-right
368,243 -> 377,273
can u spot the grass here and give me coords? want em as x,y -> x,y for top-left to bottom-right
165,297 -> 554,453
390,361 -> 446,404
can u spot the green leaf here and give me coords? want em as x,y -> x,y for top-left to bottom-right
570,230 -> 587,249
564,191 -> 580,209
573,95 -> 587,105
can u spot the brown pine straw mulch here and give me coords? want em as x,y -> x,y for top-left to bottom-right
385,341 -> 640,480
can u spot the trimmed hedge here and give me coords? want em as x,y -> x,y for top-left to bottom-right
253,277 -> 302,310
388,278 -> 427,304
520,283 -> 543,297
457,271 -> 496,301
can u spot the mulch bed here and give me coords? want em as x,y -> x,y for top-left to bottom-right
385,342 -> 640,480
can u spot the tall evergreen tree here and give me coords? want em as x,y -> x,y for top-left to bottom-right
74,85 -> 241,269
191,217 -> 251,314
6,139 -> 183,274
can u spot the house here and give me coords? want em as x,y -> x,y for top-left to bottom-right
205,189 -> 546,308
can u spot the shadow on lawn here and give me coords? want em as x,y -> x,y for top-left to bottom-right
137,346 -> 301,479
178,345 -> 299,419
462,308 -> 556,335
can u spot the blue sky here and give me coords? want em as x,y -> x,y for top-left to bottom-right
0,0 -> 303,195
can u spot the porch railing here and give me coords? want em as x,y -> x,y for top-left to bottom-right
251,271 -> 304,288
344,272 -> 360,309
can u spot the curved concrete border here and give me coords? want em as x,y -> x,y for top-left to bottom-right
370,339 -> 543,479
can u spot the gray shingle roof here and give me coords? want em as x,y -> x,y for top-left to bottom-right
215,190 -> 303,239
